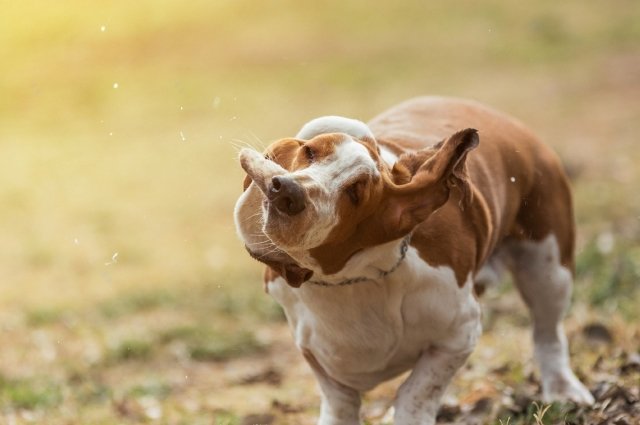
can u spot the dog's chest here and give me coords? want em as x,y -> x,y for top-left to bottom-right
267,248 -> 479,390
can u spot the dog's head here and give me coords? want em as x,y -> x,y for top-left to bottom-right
234,116 -> 478,287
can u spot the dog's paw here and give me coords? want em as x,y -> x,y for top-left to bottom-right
541,369 -> 595,405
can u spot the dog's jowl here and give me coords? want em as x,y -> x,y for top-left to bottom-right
234,97 -> 594,425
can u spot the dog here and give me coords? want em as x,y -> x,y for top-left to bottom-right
233,97 -> 594,425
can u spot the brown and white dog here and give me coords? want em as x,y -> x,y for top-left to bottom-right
233,97 -> 593,425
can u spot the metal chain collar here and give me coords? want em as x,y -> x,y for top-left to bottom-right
308,235 -> 412,287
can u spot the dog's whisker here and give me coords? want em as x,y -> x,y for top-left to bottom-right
249,240 -> 276,248
240,211 -> 265,223
245,129 -> 268,150
249,240 -> 277,249
230,138 -> 262,154
260,247 -> 283,258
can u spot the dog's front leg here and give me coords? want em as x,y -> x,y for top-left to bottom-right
394,347 -> 472,425
317,383 -> 361,425
303,349 -> 362,425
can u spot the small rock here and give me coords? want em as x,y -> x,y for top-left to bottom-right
240,413 -> 275,425
271,399 -> 304,414
582,322 -> 614,344
470,397 -> 493,414
436,403 -> 461,422
238,367 -> 282,386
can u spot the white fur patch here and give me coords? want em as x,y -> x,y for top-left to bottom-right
296,116 -> 375,141
267,245 -> 481,391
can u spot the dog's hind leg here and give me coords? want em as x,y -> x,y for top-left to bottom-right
506,235 -> 594,404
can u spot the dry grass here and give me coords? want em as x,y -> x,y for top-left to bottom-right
0,1 -> 639,423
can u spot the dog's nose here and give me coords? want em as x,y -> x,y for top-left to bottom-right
269,176 -> 306,216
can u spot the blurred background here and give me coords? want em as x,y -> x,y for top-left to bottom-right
1,1 -> 639,424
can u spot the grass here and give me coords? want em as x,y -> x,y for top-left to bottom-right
107,338 -> 154,362
0,0 -> 638,423
575,236 -> 640,318
98,289 -> 178,319
159,325 -> 265,362
495,402 -> 579,425
0,376 -> 63,411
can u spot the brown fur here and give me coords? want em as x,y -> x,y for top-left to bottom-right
252,97 -> 575,288
370,97 -> 575,281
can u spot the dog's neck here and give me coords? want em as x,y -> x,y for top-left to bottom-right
298,235 -> 411,287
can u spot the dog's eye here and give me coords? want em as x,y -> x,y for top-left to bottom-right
303,145 -> 315,162
346,182 -> 361,206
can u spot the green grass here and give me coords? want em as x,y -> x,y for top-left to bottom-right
98,289 -> 178,319
576,237 -> 640,319
25,308 -> 67,327
107,338 -> 154,363
495,402 -> 580,425
0,376 -> 63,410
160,325 -> 265,362
127,381 -> 172,399
213,412 -> 240,425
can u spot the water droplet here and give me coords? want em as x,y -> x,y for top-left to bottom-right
100,25 -> 106,32
212,97 -> 221,108
510,177 -> 516,183
180,131 -> 186,142
112,82 -> 119,89
105,252 -> 119,266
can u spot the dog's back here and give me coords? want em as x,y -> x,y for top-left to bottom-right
370,97 -> 575,280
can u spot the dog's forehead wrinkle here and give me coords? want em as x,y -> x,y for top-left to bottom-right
313,139 -> 378,185
290,140 -> 349,179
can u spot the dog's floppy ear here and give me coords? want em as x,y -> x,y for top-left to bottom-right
382,128 -> 479,236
